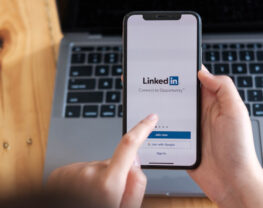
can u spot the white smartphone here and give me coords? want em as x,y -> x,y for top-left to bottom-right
123,11 -> 201,169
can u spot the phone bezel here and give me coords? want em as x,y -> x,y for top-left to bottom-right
122,11 -> 202,169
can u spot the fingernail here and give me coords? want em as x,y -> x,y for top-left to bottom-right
202,68 -> 210,73
201,68 -> 214,78
146,114 -> 158,121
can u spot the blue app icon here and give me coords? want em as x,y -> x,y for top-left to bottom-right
169,76 -> 179,85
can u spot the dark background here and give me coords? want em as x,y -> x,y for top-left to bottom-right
57,0 -> 263,34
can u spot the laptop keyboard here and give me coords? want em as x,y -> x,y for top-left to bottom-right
203,43 -> 263,117
65,42 -> 263,118
66,46 -> 123,118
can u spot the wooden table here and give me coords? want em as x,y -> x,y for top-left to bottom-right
0,0 -> 216,207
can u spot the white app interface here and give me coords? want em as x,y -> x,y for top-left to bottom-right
127,14 -> 198,166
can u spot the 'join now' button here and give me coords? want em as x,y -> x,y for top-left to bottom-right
148,131 -> 191,139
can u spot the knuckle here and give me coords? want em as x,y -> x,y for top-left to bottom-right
220,75 -> 233,84
99,177 -> 113,196
135,172 -> 147,186
122,133 -> 138,147
79,166 -> 95,178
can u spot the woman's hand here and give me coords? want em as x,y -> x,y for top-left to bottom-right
188,66 -> 263,208
47,114 -> 158,208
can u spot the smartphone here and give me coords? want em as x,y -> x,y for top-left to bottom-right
123,11 -> 201,169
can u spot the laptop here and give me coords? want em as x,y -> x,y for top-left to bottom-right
44,0 -> 263,196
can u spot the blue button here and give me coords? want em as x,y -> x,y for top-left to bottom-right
148,131 -> 191,139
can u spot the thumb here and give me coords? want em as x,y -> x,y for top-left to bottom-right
120,157 -> 146,208
198,65 -> 242,105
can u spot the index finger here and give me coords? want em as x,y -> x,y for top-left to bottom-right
108,114 -> 158,178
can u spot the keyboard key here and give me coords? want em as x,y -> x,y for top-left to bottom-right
253,104 -> 263,116
71,53 -> 85,64
72,46 -> 94,52
72,47 -> 82,52
257,51 -> 263,60
205,51 -> 219,62
101,105 -> 115,117
256,43 -> 262,48
105,53 -> 119,63
83,105 -> 98,118
118,105 -> 123,117
202,44 -> 211,49
67,92 -> 103,103
99,79 -> 113,89
115,78 -> 122,89
229,44 -> 236,49
238,90 -> 245,101
245,103 -> 251,115
247,90 -> 263,102
249,64 -> 263,74
112,65 -> 122,75
113,46 -> 122,51
88,53 -> 101,63
212,44 -> 220,49
230,43 -> 245,49
217,44 -> 227,49
246,44 -> 255,49
97,46 -> 111,51
95,65 -> 109,76
214,64 -> 229,74
70,66 -> 92,77
68,79 -> 96,90
65,106 -> 81,118
222,51 -> 237,61
232,64 -> 247,74
237,77 -> 252,88
255,77 -> 263,87
240,51 -> 254,61
106,91 -> 120,103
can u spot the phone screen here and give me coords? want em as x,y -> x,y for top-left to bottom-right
125,13 -> 200,168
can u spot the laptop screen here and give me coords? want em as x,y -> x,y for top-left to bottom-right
57,0 -> 263,34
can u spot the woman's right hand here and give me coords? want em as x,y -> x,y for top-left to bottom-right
47,114 -> 158,208
188,66 -> 263,208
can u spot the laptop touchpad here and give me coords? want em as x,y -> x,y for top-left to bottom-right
252,120 -> 262,166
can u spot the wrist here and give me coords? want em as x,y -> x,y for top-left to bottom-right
237,166 -> 263,208
218,165 -> 263,208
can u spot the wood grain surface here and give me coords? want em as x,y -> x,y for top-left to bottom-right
0,0 -> 216,207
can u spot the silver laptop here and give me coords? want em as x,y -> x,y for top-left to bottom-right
44,0 -> 263,196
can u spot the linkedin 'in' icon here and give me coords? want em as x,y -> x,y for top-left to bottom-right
169,76 -> 179,85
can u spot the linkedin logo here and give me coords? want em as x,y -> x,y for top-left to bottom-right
169,76 -> 179,85
143,76 -> 179,86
